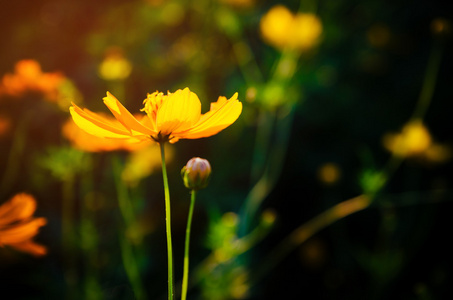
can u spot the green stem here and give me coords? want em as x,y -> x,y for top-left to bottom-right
62,174 -> 78,300
240,106 -> 296,235
182,190 -> 196,300
411,40 -> 443,121
250,109 -> 275,183
112,157 -> 146,300
113,158 -> 136,227
80,160 -> 102,300
217,5 -> 264,85
0,115 -> 29,197
119,233 -> 145,300
160,142 -> 174,300
250,195 -> 371,287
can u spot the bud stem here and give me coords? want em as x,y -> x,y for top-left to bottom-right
182,190 -> 196,300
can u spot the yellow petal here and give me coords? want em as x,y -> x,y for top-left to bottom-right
70,103 -> 132,139
103,92 -> 156,136
176,93 -> 242,139
63,117 -> 151,152
157,88 -> 201,135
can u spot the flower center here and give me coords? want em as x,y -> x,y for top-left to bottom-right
141,91 -> 166,119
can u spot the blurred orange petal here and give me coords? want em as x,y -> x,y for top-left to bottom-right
0,59 -> 66,102
8,240 -> 48,257
0,193 -> 47,256
0,193 -> 37,226
0,218 -> 47,244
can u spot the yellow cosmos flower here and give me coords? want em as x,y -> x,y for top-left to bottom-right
70,87 -> 242,143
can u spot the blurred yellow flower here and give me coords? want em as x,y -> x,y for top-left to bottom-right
383,120 -> 432,156
70,87 -> 242,143
0,193 -> 47,256
98,47 -> 133,81
383,120 -> 450,163
260,5 -> 322,51
0,59 -> 66,102
62,117 -> 151,152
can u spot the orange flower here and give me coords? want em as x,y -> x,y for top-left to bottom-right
0,193 -> 47,256
70,87 -> 242,143
62,117 -> 151,152
0,59 -> 65,102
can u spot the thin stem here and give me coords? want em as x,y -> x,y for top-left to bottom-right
240,106 -> 296,235
191,211 -> 275,287
0,115 -> 29,197
217,4 -> 264,85
80,159 -> 102,300
250,109 -> 275,183
181,190 -> 196,300
250,195 -> 371,287
411,40 -> 443,121
113,158 -> 136,227
112,157 -> 146,300
160,142 -> 174,300
119,233 -> 146,300
62,174 -> 78,300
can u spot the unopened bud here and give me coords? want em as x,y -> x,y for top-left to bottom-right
181,157 -> 212,190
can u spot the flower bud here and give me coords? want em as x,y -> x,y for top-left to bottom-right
181,157 -> 212,190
